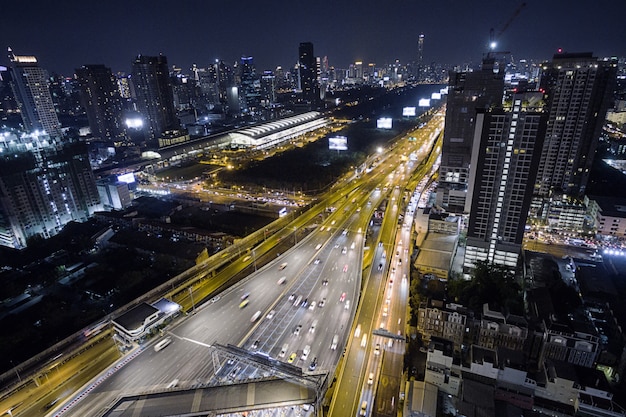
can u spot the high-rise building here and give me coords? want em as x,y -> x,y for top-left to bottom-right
0,132 -> 102,249
464,92 -> 547,273
7,48 -> 62,138
131,54 -> 178,142
298,42 -> 318,105
75,64 -> 125,143
417,33 -> 425,81
239,56 -> 260,113
535,52 -> 617,198
437,56 -> 505,213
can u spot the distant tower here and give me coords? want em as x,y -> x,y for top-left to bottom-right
464,92 -> 548,273
239,56 -> 259,112
75,64 -> 125,143
7,48 -> 62,138
417,33 -> 425,81
437,56 -> 504,213
298,42 -> 318,105
535,52 -> 617,198
131,54 -> 178,142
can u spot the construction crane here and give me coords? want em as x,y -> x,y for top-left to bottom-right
489,2 -> 527,51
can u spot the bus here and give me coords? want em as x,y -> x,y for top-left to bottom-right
154,337 -> 172,352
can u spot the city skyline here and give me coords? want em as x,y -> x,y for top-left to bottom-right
1,0 -> 625,75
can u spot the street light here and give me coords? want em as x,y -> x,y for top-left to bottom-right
188,287 -> 196,314
9,360 -> 20,382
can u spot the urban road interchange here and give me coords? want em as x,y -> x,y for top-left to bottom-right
1,110 -> 444,417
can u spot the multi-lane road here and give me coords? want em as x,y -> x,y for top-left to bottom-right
1,110 -> 445,417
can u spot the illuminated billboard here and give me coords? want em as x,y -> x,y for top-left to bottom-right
125,117 -> 143,129
431,93 -> 441,100
329,136 -> 348,151
418,98 -> 431,107
402,107 -> 416,117
377,118 -> 393,129
117,172 -> 136,184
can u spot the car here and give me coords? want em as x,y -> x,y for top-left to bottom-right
251,310 -> 262,322
374,343 -> 381,355
239,299 -> 249,309
345,300 -> 350,310
383,306 -> 388,316
251,340 -> 259,349
351,242 -> 355,249
340,292 -> 346,302
343,264 -> 349,272
314,258 -> 321,264
331,334 -> 339,350
342,229 -> 348,236
266,310 -> 276,320
334,243 -> 340,249
322,279 -> 329,286
357,207 -> 361,212
355,324 -> 362,338
361,334 -> 367,347
279,343 -> 288,358
301,298 -> 309,308
229,366 -> 241,379
277,276 -> 287,285
293,324 -> 302,335
318,298 -> 326,308
342,247 -> 347,254
278,262 -> 288,270
367,372 -> 374,385
288,293 -> 296,301
315,243 -> 322,250
288,353 -> 297,363
309,357 -> 318,371
360,401 -> 368,416
301,345 -> 311,360
331,220 -> 336,225
241,292 -> 250,300
294,295 -> 303,307
309,320 -> 318,333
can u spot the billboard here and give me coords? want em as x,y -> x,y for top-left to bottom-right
329,136 -> 348,151
402,107 -> 416,117
117,172 -> 136,184
431,92 -> 442,100
418,98 -> 431,107
377,118 -> 393,129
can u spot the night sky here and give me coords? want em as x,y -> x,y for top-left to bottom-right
1,0 -> 624,75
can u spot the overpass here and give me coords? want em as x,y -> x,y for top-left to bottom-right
101,379 -> 317,417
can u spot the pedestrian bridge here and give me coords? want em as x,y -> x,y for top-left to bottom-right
101,378 -> 317,416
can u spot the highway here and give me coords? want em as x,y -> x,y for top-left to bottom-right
328,112 -> 444,417
1,110 -> 444,417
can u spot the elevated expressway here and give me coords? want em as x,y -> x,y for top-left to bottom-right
1,112 -> 444,417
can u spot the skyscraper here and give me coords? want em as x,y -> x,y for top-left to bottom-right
131,54 -> 178,143
535,52 -> 617,198
0,132 -> 102,249
417,33 -> 425,81
464,92 -> 547,273
7,48 -> 62,138
239,56 -> 260,113
437,56 -> 505,213
75,64 -> 125,143
298,42 -> 318,105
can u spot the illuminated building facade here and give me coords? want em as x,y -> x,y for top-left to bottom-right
437,56 -> 504,213
464,92 -> 547,272
7,48 -> 62,138
131,54 -> 178,143
75,64 -> 125,143
535,53 -> 616,198
0,132 -> 102,249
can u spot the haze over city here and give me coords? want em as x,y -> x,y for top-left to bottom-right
1,0 -> 625,73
